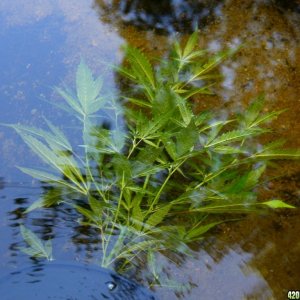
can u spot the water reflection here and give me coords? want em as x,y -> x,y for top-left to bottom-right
189,246 -> 273,299
95,0 -> 222,34
210,203 -> 300,299
0,183 -> 103,273
0,262 -> 157,299
0,178 -> 5,190
3,188 -> 282,299
0,0 -> 124,183
274,0 -> 300,12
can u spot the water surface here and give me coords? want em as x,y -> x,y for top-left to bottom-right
0,1 -> 299,299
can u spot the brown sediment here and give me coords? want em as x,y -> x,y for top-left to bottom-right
107,1 -> 300,298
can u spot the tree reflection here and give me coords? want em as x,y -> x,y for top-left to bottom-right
95,0 -> 222,34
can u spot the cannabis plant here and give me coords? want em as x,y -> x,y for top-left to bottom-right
7,32 -> 299,283
18,225 -> 53,261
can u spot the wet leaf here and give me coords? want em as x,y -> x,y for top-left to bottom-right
183,31 -> 198,58
243,95 -> 265,126
19,225 -> 53,261
125,46 -> 156,89
145,204 -> 171,228
185,221 -> 223,241
56,87 -> 83,116
76,61 -> 102,114
262,200 -> 295,209
176,95 -> 193,126
206,128 -> 264,148
254,149 -> 300,159
89,196 -> 104,215
212,145 -> 248,154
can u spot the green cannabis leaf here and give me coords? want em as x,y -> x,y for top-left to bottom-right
19,225 -> 53,261
262,200 -> 295,209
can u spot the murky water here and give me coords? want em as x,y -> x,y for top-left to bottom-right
0,1 -> 299,299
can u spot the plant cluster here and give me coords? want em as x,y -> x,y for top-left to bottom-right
9,32 -> 299,284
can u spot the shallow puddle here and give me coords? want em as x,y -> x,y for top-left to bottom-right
0,1 -> 299,299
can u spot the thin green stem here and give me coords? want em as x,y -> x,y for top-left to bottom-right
190,202 -> 263,213
147,158 -> 187,215
82,114 -> 93,189
82,114 -> 108,203
127,138 -> 143,159
193,157 -> 249,190
102,172 -> 125,266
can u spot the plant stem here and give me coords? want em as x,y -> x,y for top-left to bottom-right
147,158 -> 187,215
127,138 -> 143,159
102,172 -> 125,266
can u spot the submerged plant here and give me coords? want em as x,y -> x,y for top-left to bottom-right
18,225 -> 53,261
7,32 -> 299,284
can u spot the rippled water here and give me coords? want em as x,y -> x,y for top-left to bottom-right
0,1 -> 299,299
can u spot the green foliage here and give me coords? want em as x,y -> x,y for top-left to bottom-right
262,200 -> 295,209
19,225 -> 53,261
7,32 -> 299,285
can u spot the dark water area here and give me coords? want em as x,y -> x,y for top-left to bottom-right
96,0 -> 222,34
0,262 -> 157,300
0,1 -> 299,299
